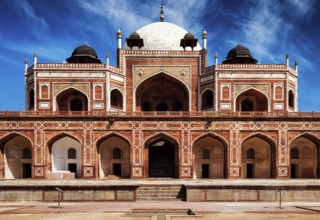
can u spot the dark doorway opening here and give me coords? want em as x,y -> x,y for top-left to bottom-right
113,163 -> 121,176
241,99 -> 254,111
156,103 -> 169,111
148,139 -> 176,178
202,164 -> 209,178
22,164 -> 32,178
247,164 -> 254,178
291,164 -> 298,178
70,98 -> 83,111
68,163 -> 77,178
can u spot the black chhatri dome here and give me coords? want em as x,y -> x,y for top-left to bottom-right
222,44 -> 257,64
126,31 -> 144,49
66,44 -> 101,63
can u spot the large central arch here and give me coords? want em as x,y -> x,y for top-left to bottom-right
135,73 -> 189,111
144,134 -> 179,178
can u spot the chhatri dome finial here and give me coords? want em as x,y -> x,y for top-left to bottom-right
160,4 -> 164,22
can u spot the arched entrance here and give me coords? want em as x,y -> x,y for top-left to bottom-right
289,135 -> 319,178
236,89 -> 268,111
241,134 -> 276,178
56,88 -> 88,111
48,135 -> 82,178
193,135 -> 227,179
145,135 -> 179,178
0,134 -> 32,179
136,73 -> 189,111
97,135 -> 130,178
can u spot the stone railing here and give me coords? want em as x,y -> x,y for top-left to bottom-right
122,50 -> 200,56
1,111 -> 319,119
28,63 -> 121,73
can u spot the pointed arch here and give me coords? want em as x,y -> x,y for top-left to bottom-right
54,86 -> 89,112
193,133 -> 228,179
289,132 -> 320,178
46,132 -> 82,179
241,132 -> 276,179
134,72 -> 190,111
110,89 -> 123,109
96,132 -> 131,178
288,89 -> 295,109
144,132 -> 180,178
28,88 -> 35,110
235,87 -> 269,112
0,132 -> 33,179
201,89 -> 214,110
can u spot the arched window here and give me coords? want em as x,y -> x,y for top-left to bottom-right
113,148 -> 122,159
142,101 -> 152,111
22,148 -> 32,159
95,85 -> 102,100
68,148 -> 77,159
202,149 -> 211,159
70,98 -> 84,111
41,85 -> 49,99
29,89 -> 35,110
201,90 -> 214,110
111,89 -> 123,109
290,148 -> 299,159
289,90 -> 294,109
222,86 -> 229,100
246,148 -> 255,159
275,86 -> 282,100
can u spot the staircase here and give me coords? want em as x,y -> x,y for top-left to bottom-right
136,185 -> 186,201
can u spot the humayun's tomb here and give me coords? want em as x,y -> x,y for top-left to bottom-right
0,7 -> 319,202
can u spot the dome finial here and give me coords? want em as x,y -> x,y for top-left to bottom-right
160,4 -> 164,22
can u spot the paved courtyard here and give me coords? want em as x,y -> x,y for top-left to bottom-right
0,201 -> 319,220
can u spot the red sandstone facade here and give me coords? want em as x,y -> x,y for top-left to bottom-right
1,16 -> 319,181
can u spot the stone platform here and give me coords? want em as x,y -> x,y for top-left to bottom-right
0,179 -> 320,202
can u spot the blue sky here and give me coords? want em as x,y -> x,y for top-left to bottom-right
0,0 -> 319,111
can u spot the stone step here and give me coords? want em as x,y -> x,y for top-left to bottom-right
136,185 -> 186,201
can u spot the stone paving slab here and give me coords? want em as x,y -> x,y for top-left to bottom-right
0,201 -> 320,220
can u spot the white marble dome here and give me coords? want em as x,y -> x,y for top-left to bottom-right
123,22 -> 201,51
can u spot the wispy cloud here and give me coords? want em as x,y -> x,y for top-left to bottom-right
78,0 -> 206,38
13,0 -> 48,27
222,0 -> 315,64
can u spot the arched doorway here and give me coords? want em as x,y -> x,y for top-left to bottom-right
193,135 -> 227,179
236,89 -> 268,111
145,135 -> 179,178
241,135 -> 276,178
0,134 -> 32,179
97,135 -> 130,178
48,135 -> 82,178
289,135 -> 319,178
56,88 -> 88,111
136,73 -> 189,111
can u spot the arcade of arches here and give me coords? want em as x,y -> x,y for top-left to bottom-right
0,132 -> 319,179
